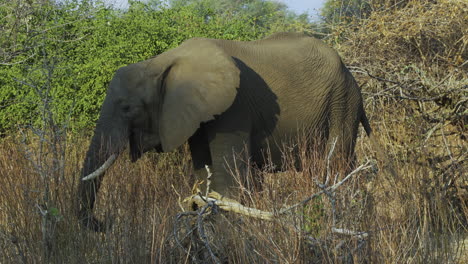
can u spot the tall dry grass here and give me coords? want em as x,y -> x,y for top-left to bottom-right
0,125 -> 466,263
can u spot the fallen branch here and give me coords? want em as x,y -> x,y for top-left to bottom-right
176,160 -> 373,262
184,161 -> 372,221
187,193 -> 274,220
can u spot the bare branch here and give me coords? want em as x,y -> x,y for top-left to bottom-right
173,211 -> 199,263
197,203 -> 221,264
332,227 -> 369,239
171,184 -> 186,212
280,161 -> 372,214
183,161 -> 372,220
0,52 -> 37,65
205,165 -> 213,198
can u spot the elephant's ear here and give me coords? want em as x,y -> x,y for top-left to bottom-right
159,40 -> 240,151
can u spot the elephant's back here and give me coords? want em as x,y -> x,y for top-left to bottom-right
214,34 -> 344,97
217,34 -> 346,131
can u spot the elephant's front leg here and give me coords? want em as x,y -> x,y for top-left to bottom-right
188,127 -> 213,191
208,131 -> 251,196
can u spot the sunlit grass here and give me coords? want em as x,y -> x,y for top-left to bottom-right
0,116 -> 466,263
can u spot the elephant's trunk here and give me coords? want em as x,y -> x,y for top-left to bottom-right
77,99 -> 127,232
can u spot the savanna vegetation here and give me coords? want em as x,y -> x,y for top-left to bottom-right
0,0 -> 466,263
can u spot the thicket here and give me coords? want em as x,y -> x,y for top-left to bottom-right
0,0 -> 313,136
328,1 -> 467,261
333,0 -> 467,196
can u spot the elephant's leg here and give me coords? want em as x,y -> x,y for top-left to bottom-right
207,131 -> 251,196
328,106 -> 359,170
328,128 -> 353,161
188,127 -> 212,190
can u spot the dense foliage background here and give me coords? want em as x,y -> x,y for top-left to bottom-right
0,0 -> 315,135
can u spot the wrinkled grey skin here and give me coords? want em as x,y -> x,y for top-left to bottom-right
78,32 -> 371,231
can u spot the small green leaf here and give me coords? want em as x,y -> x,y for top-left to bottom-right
49,207 -> 60,217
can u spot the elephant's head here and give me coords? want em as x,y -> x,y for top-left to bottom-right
77,40 -> 240,231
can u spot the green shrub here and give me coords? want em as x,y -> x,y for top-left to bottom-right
0,0 -> 311,135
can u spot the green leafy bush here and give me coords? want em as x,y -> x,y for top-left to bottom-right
0,0 -> 311,135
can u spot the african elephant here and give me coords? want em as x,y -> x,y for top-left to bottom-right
78,32 -> 371,231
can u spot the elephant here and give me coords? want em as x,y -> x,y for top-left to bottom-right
78,32 -> 372,231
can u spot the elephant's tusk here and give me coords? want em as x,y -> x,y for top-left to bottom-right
82,154 -> 117,181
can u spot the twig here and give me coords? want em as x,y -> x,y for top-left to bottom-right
332,227 -> 369,239
171,184 -> 185,212
173,211 -> 199,263
205,165 -> 212,198
197,202 -> 221,264
174,202 -> 222,263
36,204 -> 47,217
330,162 -> 372,192
0,52 -> 37,65
349,67 -> 400,85
280,161 -> 372,214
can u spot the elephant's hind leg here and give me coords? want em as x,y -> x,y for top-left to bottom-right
327,105 -> 360,171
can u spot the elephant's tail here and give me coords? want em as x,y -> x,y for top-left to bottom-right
362,109 -> 399,178
361,110 -> 372,137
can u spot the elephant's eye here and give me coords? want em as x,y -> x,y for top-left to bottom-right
122,105 -> 130,113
